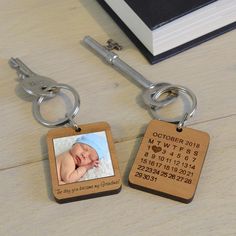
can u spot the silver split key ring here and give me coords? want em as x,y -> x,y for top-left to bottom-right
83,36 -> 197,129
9,58 -> 81,130
151,85 -> 197,125
32,83 -> 80,128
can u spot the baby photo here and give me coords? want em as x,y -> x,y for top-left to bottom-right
53,131 -> 114,185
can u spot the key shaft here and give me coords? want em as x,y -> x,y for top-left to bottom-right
83,36 -> 153,89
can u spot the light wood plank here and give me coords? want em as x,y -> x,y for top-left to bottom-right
0,1 -> 236,235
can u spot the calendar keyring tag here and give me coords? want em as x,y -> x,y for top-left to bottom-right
129,84 -> 209,204
32,83 -> 80,129
150,84 -> 197,127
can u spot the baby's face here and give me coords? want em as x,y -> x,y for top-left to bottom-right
70,143 -> 98,166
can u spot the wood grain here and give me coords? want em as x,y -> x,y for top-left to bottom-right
0,0 -> 235,235
129,120 -> 210,203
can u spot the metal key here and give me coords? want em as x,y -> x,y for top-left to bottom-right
83,36 -> 177,109
9,57 -> 59,98
9,57 -> 81,128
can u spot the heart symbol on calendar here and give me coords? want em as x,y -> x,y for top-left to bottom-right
152,145 -> 162,153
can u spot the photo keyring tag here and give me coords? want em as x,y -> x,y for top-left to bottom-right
128,86 -> 210,203
47,122 -> 121,203
9,57 -> 121,203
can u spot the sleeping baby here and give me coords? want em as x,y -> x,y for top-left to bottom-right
56,133 -> 106,185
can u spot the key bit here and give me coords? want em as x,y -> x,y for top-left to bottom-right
105,39 -> 122,51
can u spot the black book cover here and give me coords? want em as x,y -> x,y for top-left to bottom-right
97,0 -> 236,64
124,0 -> 216,30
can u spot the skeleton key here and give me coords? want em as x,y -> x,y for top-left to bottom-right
83,36 -> 178,111
9,57 -> 59,98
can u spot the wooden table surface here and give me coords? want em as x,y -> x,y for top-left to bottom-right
0,1 -> 236,235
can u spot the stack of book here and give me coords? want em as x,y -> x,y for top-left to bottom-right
97,0 -> 236,64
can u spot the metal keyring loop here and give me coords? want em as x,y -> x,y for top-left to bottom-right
32,83 -> 80,127
150,85 -> 197,125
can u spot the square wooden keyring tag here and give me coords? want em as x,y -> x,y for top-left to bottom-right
47,121 -> 121,203
129,120 -> 210,203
